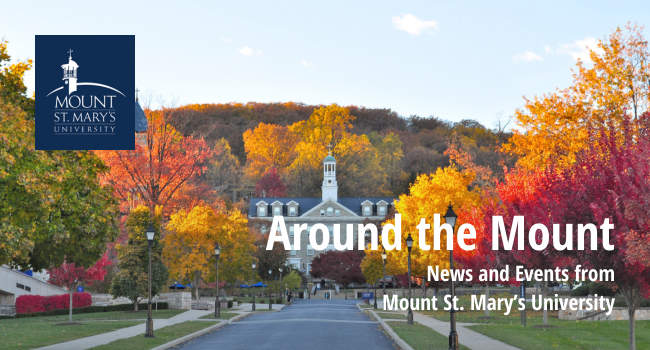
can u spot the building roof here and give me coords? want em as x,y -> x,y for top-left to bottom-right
324,155 -> 336,163
135,101 -> 148,132
249,197 -> 397,217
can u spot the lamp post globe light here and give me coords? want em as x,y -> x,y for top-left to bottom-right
381,248 -> 387,298
279,267 -> 283,303
268,268 -> 273,310
405,233 -> 414,325
252,263 -> 256,311
214,243 -> 221,318
444,203 -> 459,350
145,223 -> 155,338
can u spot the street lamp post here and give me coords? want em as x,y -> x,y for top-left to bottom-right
406,233 -> 414,325
214,243 -> 221,318
444,204 -> 459,350
251,263 -> 256,311
268,268 -> 273,310
279,267 -> 283,303
382,248 -> 387,299
145,223 -> 155,338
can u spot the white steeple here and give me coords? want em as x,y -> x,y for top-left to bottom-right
322,148 -> 338,202
61,49 -> 79,95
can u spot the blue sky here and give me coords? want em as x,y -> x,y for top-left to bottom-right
1,1 -> 648,129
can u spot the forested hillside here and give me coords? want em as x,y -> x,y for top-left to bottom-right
165,102 -> 515,200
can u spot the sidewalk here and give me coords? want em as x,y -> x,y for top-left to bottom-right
34,310 -> 214,350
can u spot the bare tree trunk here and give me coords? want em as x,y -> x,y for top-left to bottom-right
621,284 -> 643,350
194,271 -> 201,301
69,290 -> 73,323
485,283 -> 490,317
542,280 -> 548,326
134,299 -> 139,311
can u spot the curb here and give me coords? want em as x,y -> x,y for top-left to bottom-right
357,304 -> 414,350
150,313 -> 248,350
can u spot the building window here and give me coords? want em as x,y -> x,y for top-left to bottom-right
327,207 -> 333,216
259,206 -> 266,216
289,206 -> 296,216
274,206 -> 281,216
307,263 -> 312,275
290,244 -> 297,256
378,206 -> 386,215
363,206 -> 371,216
320,210 -> 325,216
335,209 -> 340,217
289,226 -> 294,237
307,244 -> 315,255
260,225 -> 267,234
326,244 -> 335,251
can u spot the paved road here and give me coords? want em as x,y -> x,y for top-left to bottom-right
174,299 -> 397,350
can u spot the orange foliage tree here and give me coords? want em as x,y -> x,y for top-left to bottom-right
95,108 -> 212,216
503,24 -> 650,169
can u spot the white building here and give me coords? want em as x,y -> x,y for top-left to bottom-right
248,152 -> 397,276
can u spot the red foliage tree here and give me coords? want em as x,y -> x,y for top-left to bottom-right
95,108 -> 212,216
254,168 -> 287,197
49,254 -> 111,323
310,250 -> 365,288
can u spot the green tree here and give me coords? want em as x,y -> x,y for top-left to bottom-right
111,206 -> 168,311
0,40 -> 119,269
282,271 -> 301,290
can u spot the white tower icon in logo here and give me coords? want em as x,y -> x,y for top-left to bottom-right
61,49 -> 79,95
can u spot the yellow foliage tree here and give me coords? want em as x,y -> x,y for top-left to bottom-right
163,205 -> 255,299
504,23 -> 650,169
376,167 -> 483,279
243,123 -> 299,182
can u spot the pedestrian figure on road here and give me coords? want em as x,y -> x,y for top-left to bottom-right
286,288 -> 292,306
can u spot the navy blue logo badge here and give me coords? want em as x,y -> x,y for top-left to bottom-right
36,35 -> 135,150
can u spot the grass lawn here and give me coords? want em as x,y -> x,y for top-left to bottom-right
469,320 -> 650,350
387,321 -> 471,350
374,312 -> 407,320
38,310 -> 186,322
88,321 -> 216,350
418,293 -> 556,325
199,312 -> 240,320
0,316 -> 142,350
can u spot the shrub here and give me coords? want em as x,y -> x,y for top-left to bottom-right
44,293 -> 92,311
588,282 -> 616,297
275,299 -> 281,304
15,295 -> 46,314
227,300 -> 233,308
570,283 -> 590,296
259,299 -> 266,303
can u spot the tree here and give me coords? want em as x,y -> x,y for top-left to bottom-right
254,168 -> 287,197
311,250 -> 366,287
49,254 -> 111,323
282,271 -> 302,290
0,41 -> 119,269
379,167 -> 483,281
207,138 -> 242,194
110,206 -> 168,311
369,131 -> 408,194
163,205 -> 255,300
243,123 -> 299,182
503,24 -> 650,169
95,108 -> 212,216
544,114 -> 650,349
254,241 -> 291,283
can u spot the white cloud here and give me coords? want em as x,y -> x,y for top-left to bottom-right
221,38 -> 231,42
392,14 -> 438,35
513,51 -> 543,63
550,37 -> 605,62
300,59 -> 313,67
237,47 -> 261,56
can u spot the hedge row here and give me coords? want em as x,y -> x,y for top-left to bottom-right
15,293 -> 92,314
10,302 -> 169,319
